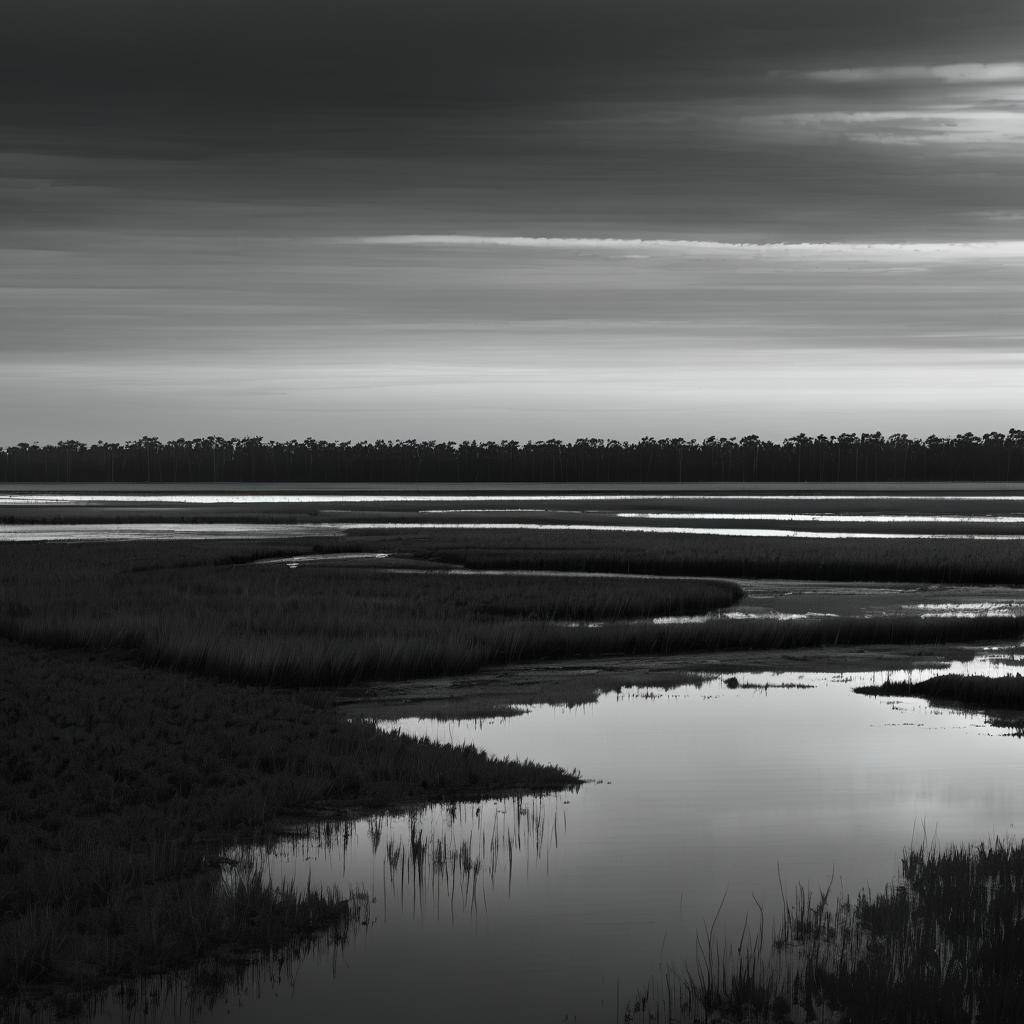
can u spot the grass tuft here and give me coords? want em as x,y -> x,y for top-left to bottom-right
626,838 -> 1024,1023
856,672 -> 1024,711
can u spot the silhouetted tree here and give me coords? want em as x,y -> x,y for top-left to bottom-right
5,432 -> 1024,484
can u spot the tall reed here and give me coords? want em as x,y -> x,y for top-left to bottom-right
626,838 -> 1024,1023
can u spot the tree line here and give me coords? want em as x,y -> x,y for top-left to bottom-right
4,432 -> 1024,484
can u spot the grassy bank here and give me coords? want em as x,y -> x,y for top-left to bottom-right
360,527 -> 1024,584
0,640 -> 575,1019
3,541 -> 1022,688
855,673 -> 1024,737
627,838 -> 1024,1023
856,673 -> 1024,711
1,540 -> 744,686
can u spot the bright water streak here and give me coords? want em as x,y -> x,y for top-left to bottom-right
0,492 -> 689,504
7,521 -> 1024,541
618,511 -> 1024,523
95,647 -> 1024,1023
7,488 -> 1024,504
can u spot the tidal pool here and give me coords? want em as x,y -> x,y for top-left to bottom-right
92,647 -> 1024,1023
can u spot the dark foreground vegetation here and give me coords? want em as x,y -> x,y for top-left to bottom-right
355,527 -> 1024,586
6,430 -> 1024,483
628,839 -> 1024,1023
0,640 -> 575,1020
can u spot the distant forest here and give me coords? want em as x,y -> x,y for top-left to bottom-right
5,432 -> 1024,483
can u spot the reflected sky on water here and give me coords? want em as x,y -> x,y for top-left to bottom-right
7,521 -> 1024,542
618,511 -> 1024,523
8,487 -> 1024,505
91,648 -> 1024,1023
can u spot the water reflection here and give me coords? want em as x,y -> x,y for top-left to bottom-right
560,602 -> 1024,628
0,522 -> 354,542
913,601 -> 1024,617
618,511 -> 1024,523
87,799 -> 562,1023
85,851 -> 370,1024
8,520 -> 1024,542
7,489 -> 1024,505
87,646 -> 1024,1024
0,492 -> 660,505
557,611 -> 844,627
275,552 -> 391,568
262,797 -> 564,926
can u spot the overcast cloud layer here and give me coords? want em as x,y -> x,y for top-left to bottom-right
4,0 -> 1024,441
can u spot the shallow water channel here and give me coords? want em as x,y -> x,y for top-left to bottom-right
94,646 -> 1024,1023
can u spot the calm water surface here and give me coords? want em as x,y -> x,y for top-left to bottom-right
9,486 -> 1024,540
7,521 -> 1024,542
93,649 -> 1024,1023
618,511 -> 1024,523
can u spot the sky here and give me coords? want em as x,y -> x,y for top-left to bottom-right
4,0 -> 1024,443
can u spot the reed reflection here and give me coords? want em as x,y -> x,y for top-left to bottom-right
262,794 -> 566,927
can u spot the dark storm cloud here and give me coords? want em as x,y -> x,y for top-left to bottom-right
4,0 -> 1024,248
4,0 -> 1024,231
5,0 -> 1024,134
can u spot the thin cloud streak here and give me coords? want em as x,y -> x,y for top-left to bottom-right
360,235 -> 1024,261
771,108 -> 1024,146
805,62 -> 1024,85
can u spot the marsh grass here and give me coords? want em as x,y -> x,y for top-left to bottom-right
855,673 -> 1024,738
365,527 -> 1024,584
627,839 -> 1024,1023
8,854 -> 366,1024
104,881 -> 365,1024
3,542 -> 1022,690
856,673 -> 1024,711
0,540 -> 739,686
0,640 -> 575,1018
